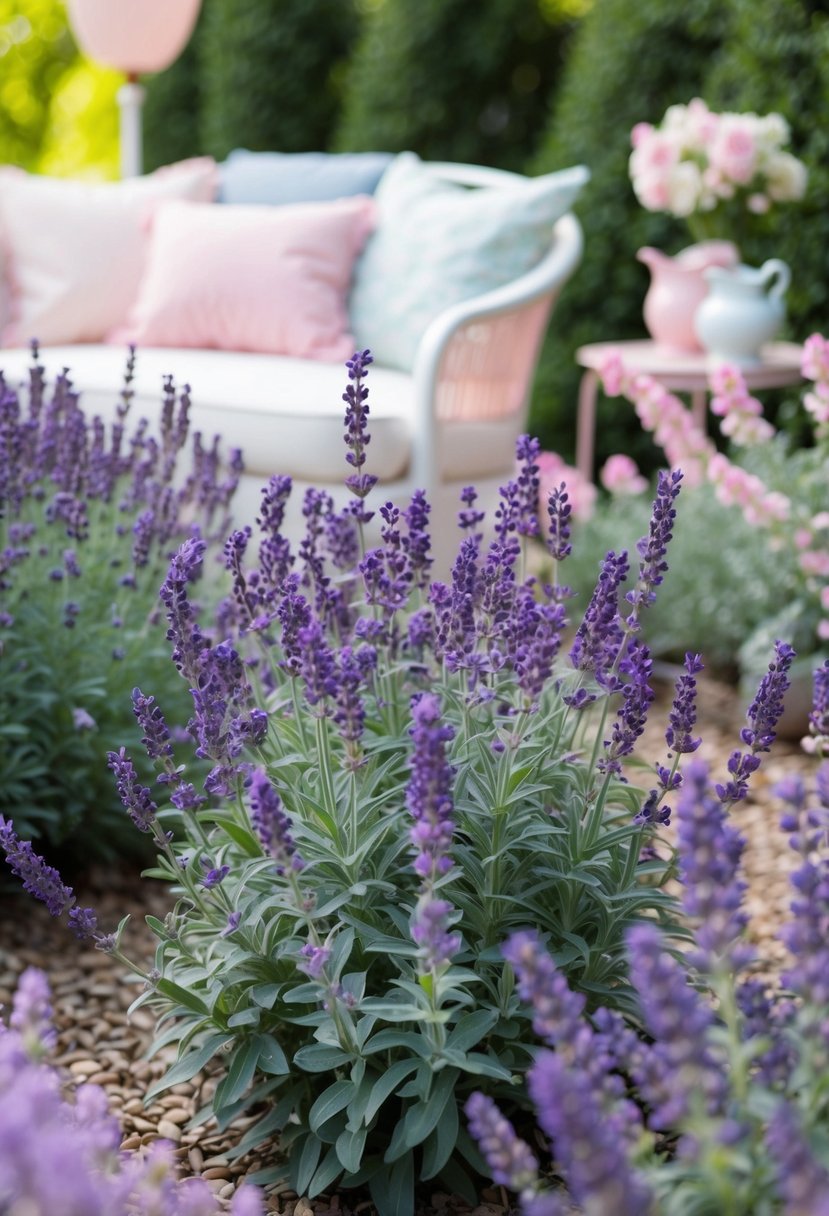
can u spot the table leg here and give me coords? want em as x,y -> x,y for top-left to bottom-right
690,389 -> 707,432
576,368 -> 599,483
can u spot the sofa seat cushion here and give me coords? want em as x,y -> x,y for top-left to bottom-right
0,345 -> 411,483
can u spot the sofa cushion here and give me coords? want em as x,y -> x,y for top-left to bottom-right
349,152 -> 589,372
0,158 -> 218,347
218,150 -> 393,205
112,196 -> 374,360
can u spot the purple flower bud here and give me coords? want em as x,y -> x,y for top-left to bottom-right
246,767 -> 304,876
107,747 -> 158,832
406,693 -> 456,880
464,1091 -> 539,1193
298,942 -> 331,979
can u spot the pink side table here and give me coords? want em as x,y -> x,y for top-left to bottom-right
574,339 -> 804,482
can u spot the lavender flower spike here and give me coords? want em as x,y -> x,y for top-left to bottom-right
665,651 -> 704,754
742,639 -> 796,752
343,348 -> 378,510
465,1091 -> 540,1196
246,766 -> 304,876
406,692 -> 456,879
766,1101 -> 829,1216
0,815 -> 74,917
528,1050 -> 653,1216
625,467 -> 682,626
502,930 -> 585,1050
545,481 -> 572,562
107,747 -> 158,833
410,893 -> 461,970
676,759 -> 751,972
806,657 -> 829,752
10,967 -> 56,1053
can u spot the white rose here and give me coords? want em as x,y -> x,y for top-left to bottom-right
765,151 -> 808,201
666,160 -> 703,217
756,111 -> 789,152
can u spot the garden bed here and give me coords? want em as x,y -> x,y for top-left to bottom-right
0,671 -> 813,1215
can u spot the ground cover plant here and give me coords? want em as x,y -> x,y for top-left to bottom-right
0,344 -> 239,861
0,351 -> 809,1214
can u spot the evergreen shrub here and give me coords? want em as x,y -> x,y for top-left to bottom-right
334,0 -> 576,171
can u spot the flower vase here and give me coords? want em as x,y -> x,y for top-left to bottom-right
637,241 -> 740,353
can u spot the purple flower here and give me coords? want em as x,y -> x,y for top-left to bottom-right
625,467 -> 682,626
677,760 -> 751,971
410,894 -> 461,970
9,967 -> 56,1051
528,1049 -> 652,1216
221,911 -> 242,938
403,488 -> 433,587
600,639 -> 654,773
568,549 -> 628,681
766,1102 -> 829,1216
666,651 -> 703,754
298,942 -> 331,979
246,767 -> 304,875
464,1091 -> 539,1194
716,641 -> 796,803
406,692 -> 456,879
777,776 -> 829,1009
513,434 -> 542,538
502,931 -> 585,1050
343,349 -> 378,517
200,857 -> 230,889
809,658 -> 829,741
0,816 -> 74,917
458,485 -> 485,533
71,707 -> 97,732
741,639 -> 796,752
626,921 -> 726,1130
131,687 -> 173,761
107,747 -> 158,833
334,644 -> 377,748
159,537 -> 210,682
545,482 -> 572,562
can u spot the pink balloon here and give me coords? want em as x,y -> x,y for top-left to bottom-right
67,0 -> 202,74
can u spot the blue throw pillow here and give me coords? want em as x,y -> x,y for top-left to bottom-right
349,152 -> 589,372
218,150 -> 394,206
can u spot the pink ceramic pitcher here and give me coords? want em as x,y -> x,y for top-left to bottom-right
637,241 -> 740,353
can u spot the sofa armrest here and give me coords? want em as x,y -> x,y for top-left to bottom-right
407,212 -> 584,490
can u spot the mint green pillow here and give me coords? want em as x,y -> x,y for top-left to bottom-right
349,152 -> 589,372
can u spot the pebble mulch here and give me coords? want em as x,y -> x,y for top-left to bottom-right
0,673 -> 818,1214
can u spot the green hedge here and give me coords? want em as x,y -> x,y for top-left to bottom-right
527,0 -> 732,467
333,0 -> 576,171
197,0 -> 362,160
142,4 -> 207,172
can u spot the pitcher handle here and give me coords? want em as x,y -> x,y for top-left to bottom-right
759,258 -> 791,301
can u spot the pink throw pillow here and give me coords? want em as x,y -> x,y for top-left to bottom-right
112,196 -> 375,360
0,158 -> 218,347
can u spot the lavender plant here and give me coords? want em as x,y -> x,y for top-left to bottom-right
0,352 -> 794,1214
467,661 -> 829,1216
0,966 -> 262,1215
0,344 -> 239,861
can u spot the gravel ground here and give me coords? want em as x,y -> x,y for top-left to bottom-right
0,673 -> 818,1214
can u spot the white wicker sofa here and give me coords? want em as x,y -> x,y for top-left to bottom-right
0,154 -> 585,573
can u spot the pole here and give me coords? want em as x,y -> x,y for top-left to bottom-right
116,75 -> 145,178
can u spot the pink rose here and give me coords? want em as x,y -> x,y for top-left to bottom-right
709,115 -> 758,185
599,454 -> 648,496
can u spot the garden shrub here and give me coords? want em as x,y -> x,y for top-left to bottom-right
0,0 -> 77,170
0,353 -> 801,1215
197,0 -> 363,160
0,346 -> 239,865
333,0 -> 576,171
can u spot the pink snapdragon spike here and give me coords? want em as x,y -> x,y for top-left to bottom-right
601,344 -> 829,647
